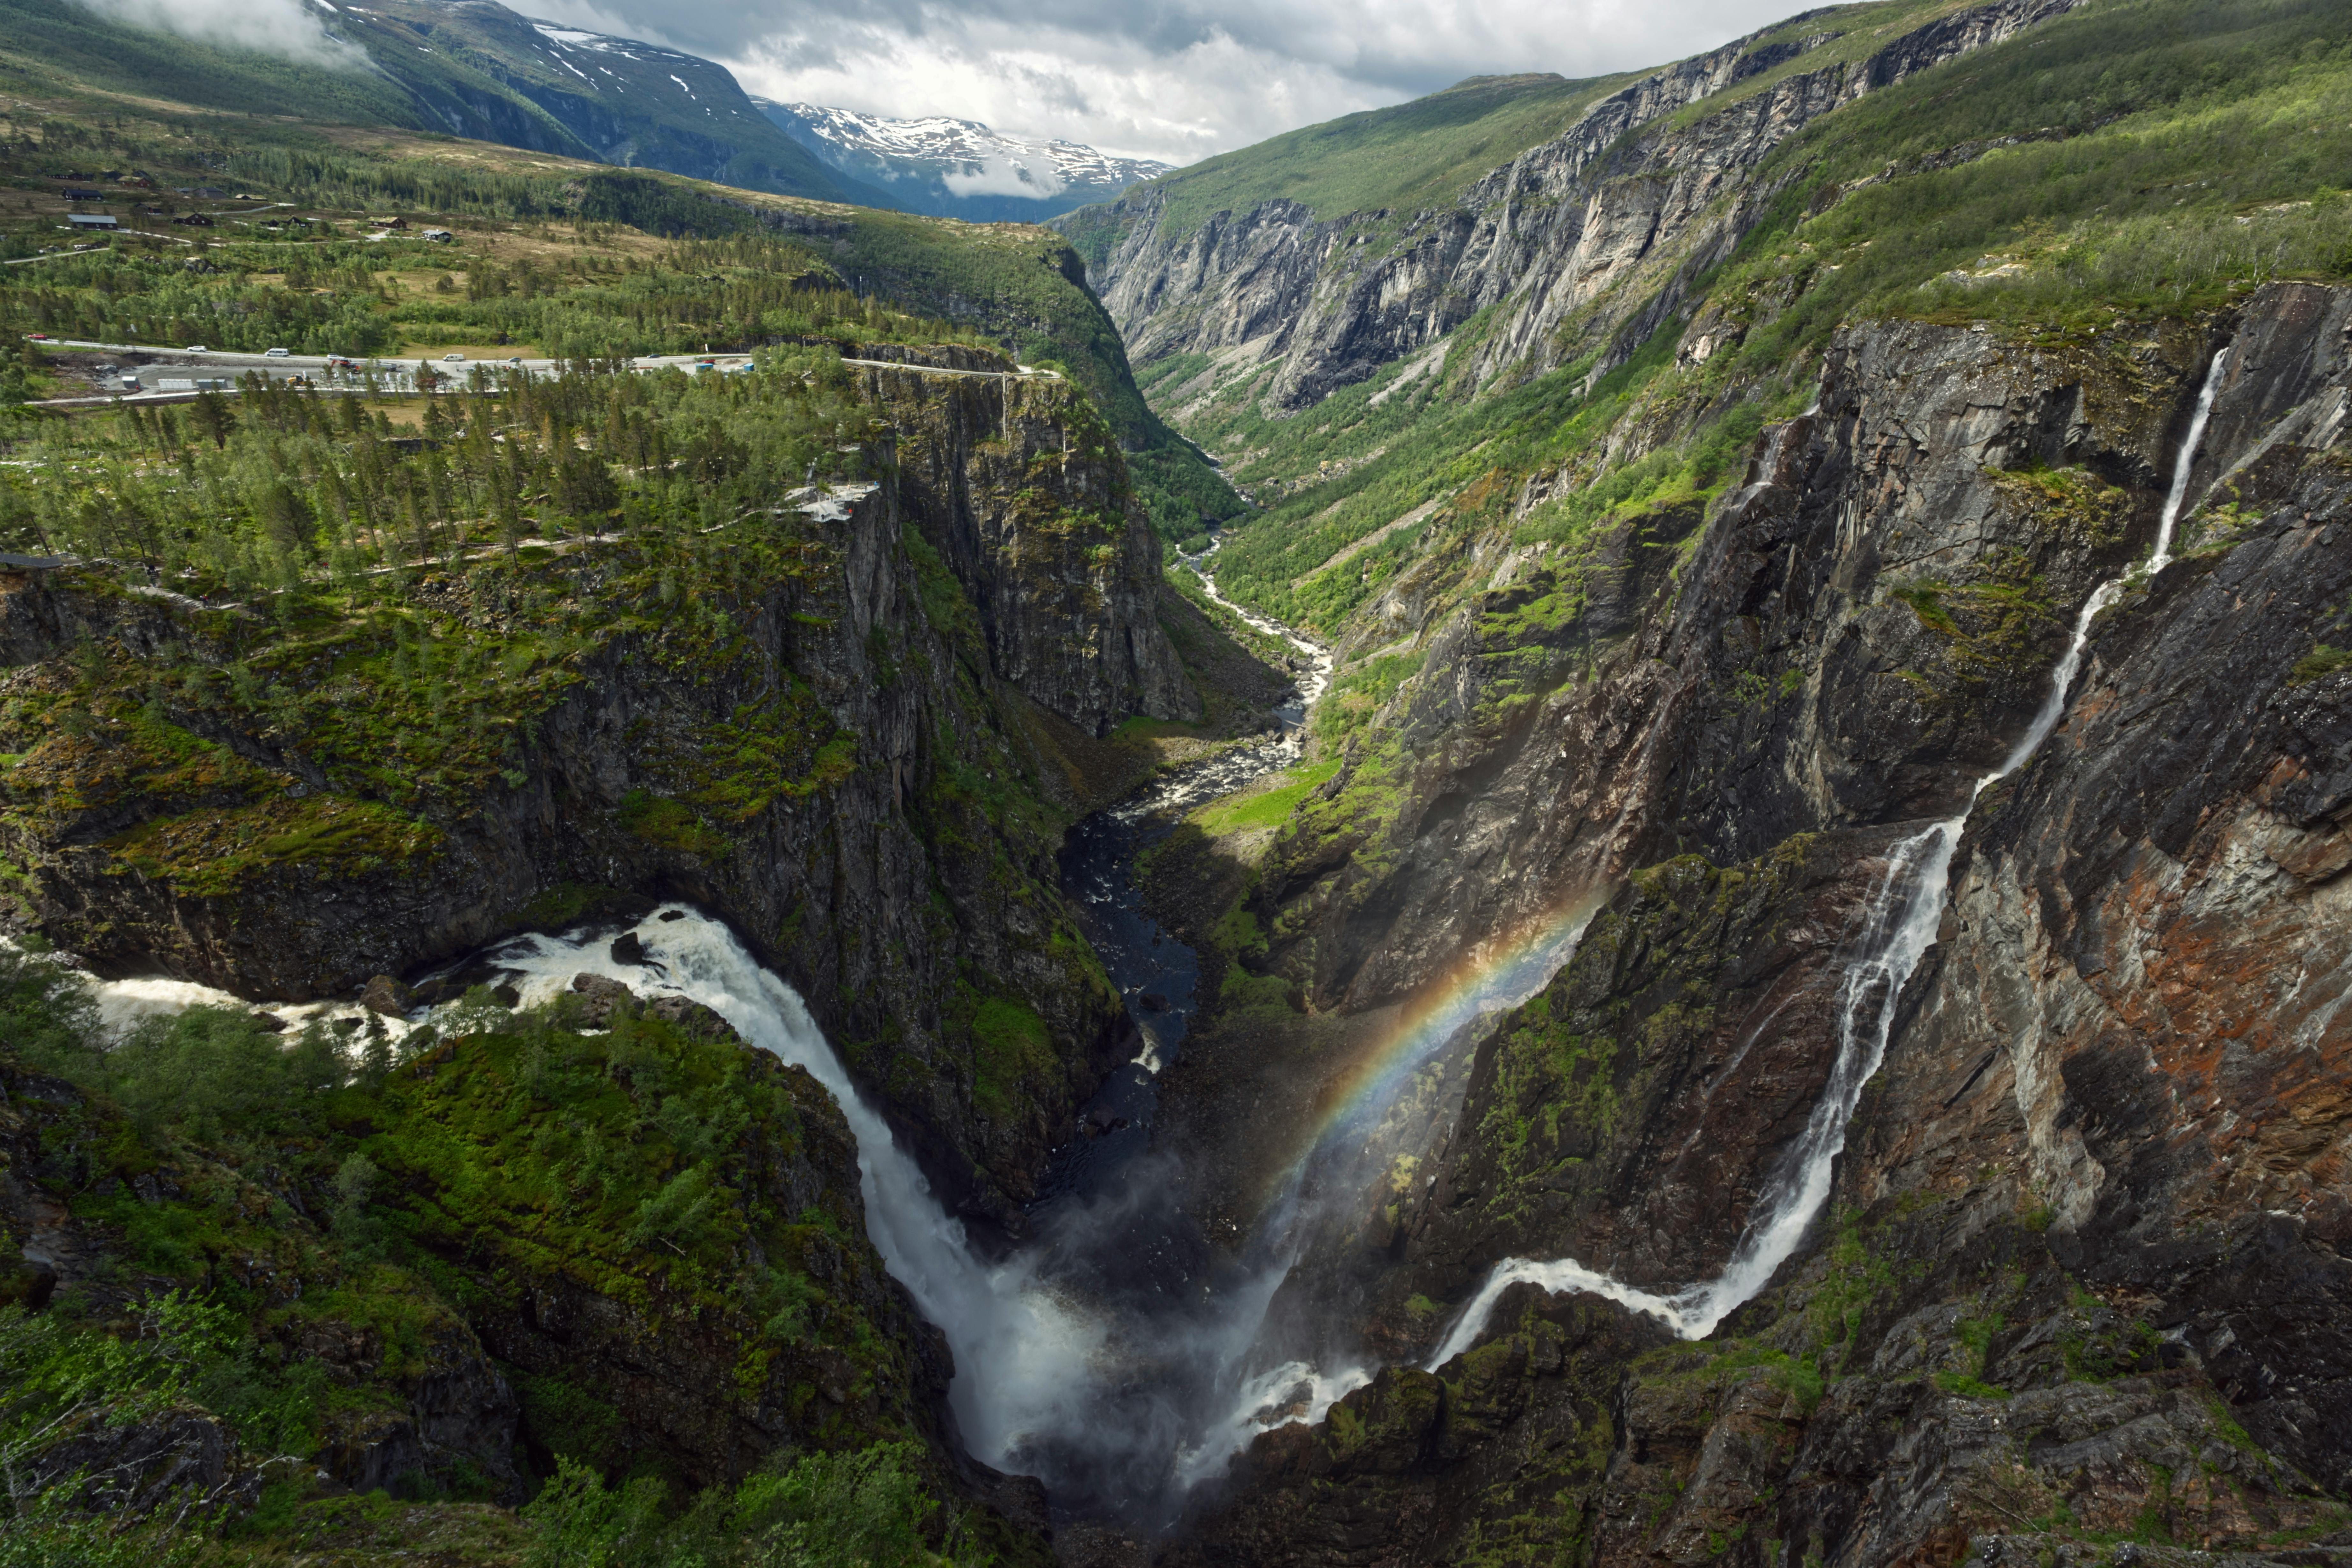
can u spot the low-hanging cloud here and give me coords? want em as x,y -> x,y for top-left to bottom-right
525,0 -> 1780,165
75,0 -> 372,71
941,153 -> 1068,200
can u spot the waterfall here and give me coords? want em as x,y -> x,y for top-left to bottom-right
1427,347 -> 2232,1364
86,936 -> 1104,1463
481,913 -> 1107,1469
1426,819 -> 1957,1357
2150,347 -> 2229,573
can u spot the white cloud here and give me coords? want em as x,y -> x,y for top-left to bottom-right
526,0 -> 1786,166
74,0 -> 372,70
731,22 -> 1390,166
941,153 -> 1068,199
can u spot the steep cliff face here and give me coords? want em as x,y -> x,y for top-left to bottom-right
1254,311 -> 2207,1016
0,359 -> 1193,1225
866,361 -> 1198,735
1074,0 -> 2079,413
1169,284 -> 2352,1566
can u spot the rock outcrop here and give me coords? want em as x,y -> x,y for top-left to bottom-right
1072,0 -> 2081,413
0,355 -> 1195,1224
1254,309 -> 2216,1017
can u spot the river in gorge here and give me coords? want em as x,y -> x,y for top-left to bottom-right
470,545 -> 1354,1526
82,542 -> 1360,1530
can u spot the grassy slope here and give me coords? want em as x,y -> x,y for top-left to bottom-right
1172,0 -> 2352,636
1056,72 -> 1625,276
1645,0 -> 2012,133
0,0 -> 852,204
1055,0 -> 1989,262
0,0 -> 426,127
1141,72 -> 1626,239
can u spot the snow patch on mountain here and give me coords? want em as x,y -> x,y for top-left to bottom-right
757,100 -> 1171,209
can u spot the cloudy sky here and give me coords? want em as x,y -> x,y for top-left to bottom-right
518,0 -> 1774,165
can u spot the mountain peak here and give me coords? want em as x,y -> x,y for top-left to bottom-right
754,99 -> 1172,221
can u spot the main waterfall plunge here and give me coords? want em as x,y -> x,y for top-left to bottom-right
79,351 -> 2233,1532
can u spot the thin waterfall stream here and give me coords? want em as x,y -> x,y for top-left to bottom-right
1429,346 -> 2234,1360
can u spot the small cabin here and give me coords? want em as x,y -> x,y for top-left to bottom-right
371,215 -> 408,230
421,227 -> 453,243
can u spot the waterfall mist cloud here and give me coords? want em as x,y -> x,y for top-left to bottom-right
74,0 -> 372,69
521,0 -> 1780,165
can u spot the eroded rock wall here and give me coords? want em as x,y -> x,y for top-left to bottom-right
1174,286 -> 2352,1567
1255,311 -> 2216,1018
1074,0 -> 2080,413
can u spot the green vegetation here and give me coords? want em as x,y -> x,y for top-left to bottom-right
0,47 -> 1237,531
965,996 -> 1057,1125
0,352 -> 892,892
1315,654 -> 1426,746
1932,1370 -> 2013,1400
0,943 -> 979,1561
1193,759 -> 1341,835
0,218 -> 970,361
2290,643 -> 2352,684
520,1445 -> 989,1566
1068,72 -> 1628,246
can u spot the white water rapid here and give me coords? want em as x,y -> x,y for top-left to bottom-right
1428,350 -> 2232,1363
1181,534 -> 1332,740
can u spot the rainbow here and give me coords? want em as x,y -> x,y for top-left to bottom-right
1281,887 -> 1611,1177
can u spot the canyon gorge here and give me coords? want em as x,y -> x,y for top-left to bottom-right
0,0 -> 2346,1564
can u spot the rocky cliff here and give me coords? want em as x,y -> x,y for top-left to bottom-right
1071,0 -> 2080,414
1163,281 -> 2352,1568
1252,308 -> 2207,1015
0,356 -> 1196,1228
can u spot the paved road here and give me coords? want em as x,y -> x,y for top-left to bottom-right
23,338 -> 1062,405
